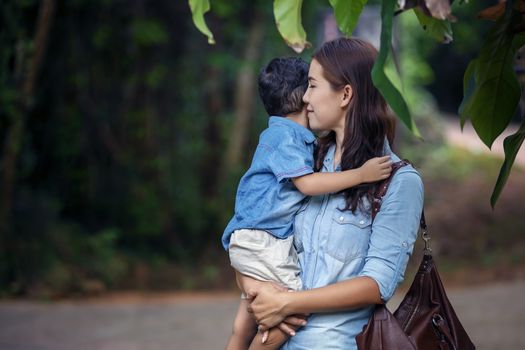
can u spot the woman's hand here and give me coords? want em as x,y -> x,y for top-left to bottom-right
258,315 -> 309,344
247,282 -> 299,331
276,315 -> 308,337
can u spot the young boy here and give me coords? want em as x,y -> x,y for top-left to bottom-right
223,57 -> 392,350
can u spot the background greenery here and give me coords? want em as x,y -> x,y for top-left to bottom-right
1,0 -> 524,298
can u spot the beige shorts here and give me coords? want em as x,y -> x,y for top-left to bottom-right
229,229 -> 302,296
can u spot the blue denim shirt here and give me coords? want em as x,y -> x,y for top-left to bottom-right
222,116 -> 316,250
281,142 -> 424,350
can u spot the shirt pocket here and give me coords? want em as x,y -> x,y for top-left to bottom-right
327,209 -> 372,262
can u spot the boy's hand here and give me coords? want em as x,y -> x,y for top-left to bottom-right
359,156 -> 392,183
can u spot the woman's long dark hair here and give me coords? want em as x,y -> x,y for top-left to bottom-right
313,38 -> 397,213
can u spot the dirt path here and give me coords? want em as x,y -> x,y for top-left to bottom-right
1,281 -> 524,350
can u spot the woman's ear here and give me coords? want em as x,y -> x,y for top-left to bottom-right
340,84 -> 353,108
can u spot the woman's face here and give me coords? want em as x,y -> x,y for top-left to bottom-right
302,59 -> 348,133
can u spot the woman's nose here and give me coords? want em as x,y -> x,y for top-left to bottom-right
302,90 -> 309,104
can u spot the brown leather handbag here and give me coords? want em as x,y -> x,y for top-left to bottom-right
356,160 -> 475,350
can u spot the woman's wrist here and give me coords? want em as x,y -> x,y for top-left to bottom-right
282,289 -> 297,315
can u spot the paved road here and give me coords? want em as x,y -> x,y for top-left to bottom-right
1,281 -> 524,350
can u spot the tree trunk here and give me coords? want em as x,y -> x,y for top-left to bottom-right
222,14 -> 265,176
0,0 -> 55,245
202,66 -> 224,196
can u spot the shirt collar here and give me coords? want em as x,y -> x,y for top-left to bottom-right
383,137 -> 392,155
269,116 -> 316,144
323,143 -> 337,171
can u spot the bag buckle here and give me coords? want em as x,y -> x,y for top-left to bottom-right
421,227 -> 432,255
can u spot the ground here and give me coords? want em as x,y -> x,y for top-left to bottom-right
1,280 -> 524,350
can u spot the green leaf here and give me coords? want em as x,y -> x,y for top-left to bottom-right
458,59 -> 477,129
458,1 -> 525,148
471,57 -> 522,148
413,8 -> 453,43
372,0 -> 422,138
274,0 -> 309,53
491,119 -> 525,207
188,0 -> 215,44
328,0 -> 368,36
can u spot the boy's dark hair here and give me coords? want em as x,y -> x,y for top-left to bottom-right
258,57 -> 309,116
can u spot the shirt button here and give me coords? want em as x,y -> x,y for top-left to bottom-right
339,216 -> 344,222
359,220 -> 365,225
402,241 -> 408,247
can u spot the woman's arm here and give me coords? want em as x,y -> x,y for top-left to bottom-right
292,156 -> 392,196
248,276 -> 381,330
357,170 -> 424,301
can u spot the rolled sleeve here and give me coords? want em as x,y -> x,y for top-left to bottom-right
358,169 -> 424,302
267,137 -> 314,183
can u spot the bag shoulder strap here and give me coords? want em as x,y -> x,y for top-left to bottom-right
371,159 -> 430,252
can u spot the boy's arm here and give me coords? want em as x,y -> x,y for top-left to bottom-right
292,156 -> 392,196
292,170 -> 365,196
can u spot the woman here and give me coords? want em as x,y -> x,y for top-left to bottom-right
247,38 -> 424,349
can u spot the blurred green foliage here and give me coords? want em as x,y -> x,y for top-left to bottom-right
0,0 -> 325,297
1,0 -> 523,297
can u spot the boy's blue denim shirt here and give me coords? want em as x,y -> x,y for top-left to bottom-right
221,116 -> 315,250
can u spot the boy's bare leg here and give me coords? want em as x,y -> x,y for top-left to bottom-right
235,271 -> 267,297
226,272 -> 270,350
225,298 -> 258,350
227,272 -> 304,350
